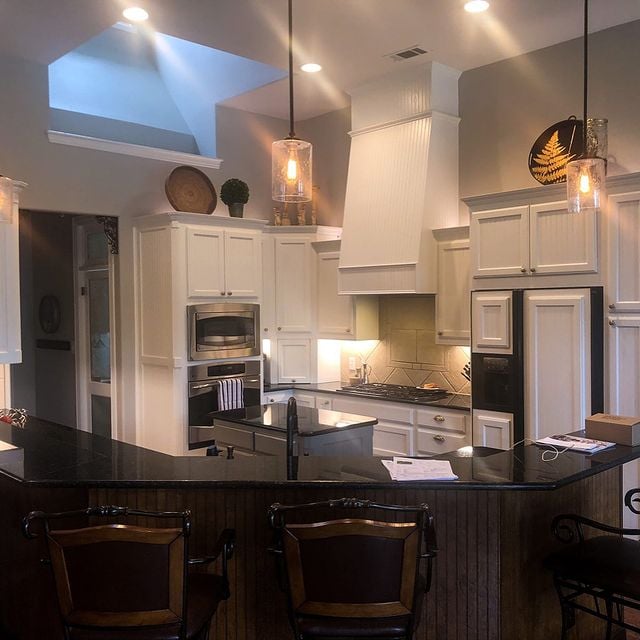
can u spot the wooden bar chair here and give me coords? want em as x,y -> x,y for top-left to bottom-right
22,505 -> 235,640
544,487 -> 640,640
268,497 -> 437,640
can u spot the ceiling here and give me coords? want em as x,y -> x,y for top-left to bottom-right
1,0 -> 639,121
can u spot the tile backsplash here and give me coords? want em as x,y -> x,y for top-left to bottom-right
340,296 -> 471,394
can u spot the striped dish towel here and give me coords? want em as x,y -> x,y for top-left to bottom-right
218,378 -> 245,410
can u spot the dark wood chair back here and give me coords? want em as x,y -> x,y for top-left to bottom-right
268,497 -> 437,639
23,505 -> 191,638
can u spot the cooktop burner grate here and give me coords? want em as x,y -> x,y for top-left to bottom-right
338,383 -> 449,402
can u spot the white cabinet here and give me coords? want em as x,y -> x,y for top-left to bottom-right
471,201 -> 597,279
277,339 -> 312,383
263,390 -> 293,404
186,226 -> 261,299
294,392 -> 316,408
524,289 -> 591,441
314,244 -> 379,340
273,236 -> 313,333
434,229 -> 470,346
472,409 -> 513,450
0,180 -> 25,365
608,191 -> 640,313
471,291 -> 512,354
416,406 -> 470,455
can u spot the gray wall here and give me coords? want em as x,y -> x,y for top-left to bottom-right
459,19 -> 640,209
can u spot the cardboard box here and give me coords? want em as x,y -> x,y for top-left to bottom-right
585,413 -> 640,446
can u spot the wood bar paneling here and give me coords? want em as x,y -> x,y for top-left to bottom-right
0,473 -> 620,640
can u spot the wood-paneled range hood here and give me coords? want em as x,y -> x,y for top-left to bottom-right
338,62 -> 461,295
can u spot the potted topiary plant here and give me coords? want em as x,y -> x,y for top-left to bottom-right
220,178 -> 250,218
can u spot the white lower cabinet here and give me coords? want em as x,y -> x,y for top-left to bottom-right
294,393 -> 316,408
263,390 -> 294,404
472,409 -> 513,450
277,339 -> 312,383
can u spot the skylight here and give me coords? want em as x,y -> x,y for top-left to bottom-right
48,25 -> 286,158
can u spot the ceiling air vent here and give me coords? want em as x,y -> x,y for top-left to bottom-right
385,46 -> 428,62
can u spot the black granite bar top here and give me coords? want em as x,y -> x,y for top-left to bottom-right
1,418 -> 639,490
264,383 -> 471,411
212,404 -> 377,436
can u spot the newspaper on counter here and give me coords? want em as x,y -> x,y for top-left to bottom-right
382,457 -> 459,481
535,434 -> 615,454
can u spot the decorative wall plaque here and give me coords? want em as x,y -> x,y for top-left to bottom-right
528,118 -> 584,185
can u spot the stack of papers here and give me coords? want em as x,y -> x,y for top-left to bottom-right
382,457 -> 459,481
535,434 -> 615,454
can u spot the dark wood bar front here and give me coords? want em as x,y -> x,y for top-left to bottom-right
0,419 -> 629,640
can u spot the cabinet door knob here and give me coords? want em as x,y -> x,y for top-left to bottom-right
609,303 -> 616,310
609,319 -> 616,326
221,291 -> 226,296
277,327 -> 282,331
520,267 -> 527,273
228,291 -> 233,296
291,379 -> 296,383
270,398 -> 275,403
530,267 -> 536,273
346,328 -> 351,333
434,415 -> 445,422
437,331 -> 443,336
433,434 -> 445,442
264,327 -> 268,332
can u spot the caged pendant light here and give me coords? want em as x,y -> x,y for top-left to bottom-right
566,0 -> 607,213
272,0 -> 312,203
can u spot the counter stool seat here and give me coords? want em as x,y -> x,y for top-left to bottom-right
545,488 -> 640,640
296,614 -> 412,638
22,506 -> 234,640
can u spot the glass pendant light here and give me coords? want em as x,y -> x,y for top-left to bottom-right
566,0 -> 606,213
272,0 -> 312,203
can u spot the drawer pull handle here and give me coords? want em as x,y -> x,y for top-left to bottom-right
434,415 -> 445,422
433,435 -> 445,443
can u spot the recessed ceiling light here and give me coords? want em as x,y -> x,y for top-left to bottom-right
122,7 -> 149,22
300,63 -> 322,73
464,0 -> 490,13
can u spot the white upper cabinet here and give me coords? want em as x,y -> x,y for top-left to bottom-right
0,180 -> 26,365
471,200 -> 598,279
524,289 -> 591,441
187,226 -> 261,299
529,201 -> 597,275
471,206 -> 529,278
277,338 -> 312,383
608,191 -> 640,313
314,244 -> 379,340
471,291 -> 512,354
434,229 -> 470,345
274,237 -> 313,333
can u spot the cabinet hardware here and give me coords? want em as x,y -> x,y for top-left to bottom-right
221,291 -> 226,296
291,379 -> 296,383
530,267 -> 536,273
264,328 -> 268,332
609,319 -> 616,326
434,415 -> 445,422
433,434 -> 445,442
270,398 -> 275,403
228,291 -> 233,296
277,327 -> 282,331
609,303 -> 615,309
437,331 -> 443,336
346,328 -> 351,333
520,267 -> 527,273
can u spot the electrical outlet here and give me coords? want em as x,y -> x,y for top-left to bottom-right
348,356 -> 356,370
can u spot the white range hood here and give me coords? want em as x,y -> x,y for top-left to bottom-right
339,62 -> 461,294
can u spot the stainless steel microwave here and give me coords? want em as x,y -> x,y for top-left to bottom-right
188,303 -> 260,361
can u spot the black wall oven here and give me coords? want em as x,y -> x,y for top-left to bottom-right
188,360 -> 261,450
188,303 -> 260,361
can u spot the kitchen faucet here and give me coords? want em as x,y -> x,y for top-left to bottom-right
286,397 -> 297,479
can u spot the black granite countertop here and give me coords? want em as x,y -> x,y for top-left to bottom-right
264,383 -> 471,411
212,404 -> 377,436
1,418 -> 639,490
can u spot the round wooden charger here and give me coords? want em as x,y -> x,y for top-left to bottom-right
165,166 -> 217,214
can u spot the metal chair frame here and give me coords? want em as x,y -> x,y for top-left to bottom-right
549,488 -> 640,640
268,497 -> 437,640
23,505 -> 235,640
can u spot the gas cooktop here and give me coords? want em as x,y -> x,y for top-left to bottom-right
337,383 -> 449,403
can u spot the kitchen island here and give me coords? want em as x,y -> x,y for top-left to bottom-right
211,403 -> 376,457
0,417 -> 634,640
